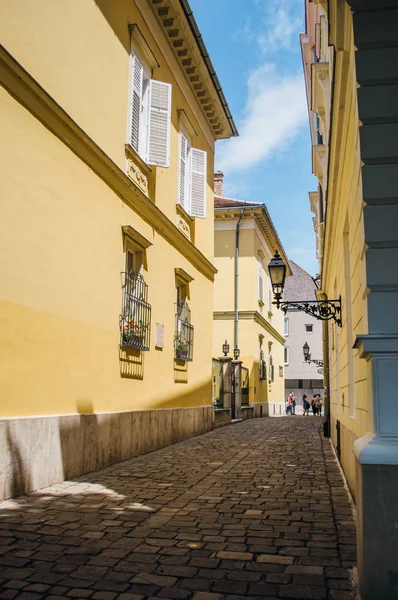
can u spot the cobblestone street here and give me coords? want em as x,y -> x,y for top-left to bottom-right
0,418 -> 357,600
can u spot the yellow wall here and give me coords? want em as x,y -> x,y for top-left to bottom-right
320,1 -> 371,497
213,219 -> 285,408
0,0 -> 218,418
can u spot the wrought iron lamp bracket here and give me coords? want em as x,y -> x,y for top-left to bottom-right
305,358 -> 324,367
273,295 -> 342,327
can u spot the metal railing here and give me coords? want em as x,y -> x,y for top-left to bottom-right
175,300 -> 194,361
120,270 -> 151,351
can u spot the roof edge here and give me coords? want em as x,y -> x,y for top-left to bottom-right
179,0 -> 238,137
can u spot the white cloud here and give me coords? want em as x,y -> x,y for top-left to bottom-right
258,0 -> 303,54
236,0 -> 303,56
217,63 -> 308,173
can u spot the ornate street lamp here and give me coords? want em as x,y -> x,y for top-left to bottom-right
303,341 -> 324,367
268,250 -> 342,327
233,346 -> 240,360
222,339 -> 230,357
267,251 -> 287,307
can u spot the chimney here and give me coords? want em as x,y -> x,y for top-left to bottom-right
214,171 -> 224,197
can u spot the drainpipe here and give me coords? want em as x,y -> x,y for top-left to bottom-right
322,317 -> 331,438
234,209 -> 244,349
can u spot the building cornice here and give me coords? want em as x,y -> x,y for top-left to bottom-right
214,206 -> 291,276
144,0 -> 237,140
0,45 -> 217,281
213,310 -> 285,345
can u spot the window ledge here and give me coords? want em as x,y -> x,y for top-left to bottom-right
176,202 -> 194,223
176,203 -> 194,241
125,144 -> 152,196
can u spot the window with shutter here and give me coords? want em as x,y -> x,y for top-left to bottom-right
190,149 -> 207,218
128,48 -> 171,167
178,131 -> 191,210
258,258 -> 264,302
130,54 -> 143,153
147,80 -> 172,167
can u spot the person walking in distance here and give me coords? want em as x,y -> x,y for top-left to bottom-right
303,395 -> 310,416
317,394 -> 323,417
311,394 -> 318,416
286,394 -> 293,415
291,392 -> 296,415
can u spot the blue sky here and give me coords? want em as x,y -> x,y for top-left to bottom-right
190,0 -> 318,275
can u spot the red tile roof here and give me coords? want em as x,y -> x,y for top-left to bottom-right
214,196 -> 263,209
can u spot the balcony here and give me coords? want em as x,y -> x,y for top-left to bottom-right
120,270 -> 151,351
175,300 -> 194,361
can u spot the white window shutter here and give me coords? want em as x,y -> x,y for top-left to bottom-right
147,80 -> 172,167
258,259 -> 263,302
130,54 -> 143,152
190,149 -> 207,218
178,132 -> 188,209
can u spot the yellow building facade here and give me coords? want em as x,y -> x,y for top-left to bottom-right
0,0 -> 236,499
302,1 -> 398,597
213,179 -> 290,418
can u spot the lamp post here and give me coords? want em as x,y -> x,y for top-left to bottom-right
268,251 -> 342,327
303,341 -> 324,367
222,339 -> 230,357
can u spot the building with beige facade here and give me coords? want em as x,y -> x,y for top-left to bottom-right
284,261 -> 324,406
301,0 -> 398,597
0,0 -> 237,500
213,174 -> 290,418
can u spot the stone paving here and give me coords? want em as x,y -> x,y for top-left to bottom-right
0,418 -> 358,600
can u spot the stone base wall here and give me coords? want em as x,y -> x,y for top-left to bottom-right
214,408 -> 231,428
330,415 -> 358,502
253,403 -> 284,418
267,402 -> 284,417
241,406 -> 255,420
0,405 -> 214,501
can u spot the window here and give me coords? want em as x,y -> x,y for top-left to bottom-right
284,318 -> 289,336
298,379 -> 303,389
175,300 -> 194,361
269,354 -> 274,383
129,50 -> 172,167
178,130 -> 207,218
284,347 -> 289,366
305,324 -> 313,333
258,258 -> 264,303
259,357 -> 267,380
120,226 -> 152,351
268,280 -> 273,314
175,270 -> 194,361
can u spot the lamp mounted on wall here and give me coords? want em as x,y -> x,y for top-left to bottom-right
222,339 -> 230,357
268,251 -> 342,327
303,341 -> 324,367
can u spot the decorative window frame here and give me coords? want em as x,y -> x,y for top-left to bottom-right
120,225 -> 153,351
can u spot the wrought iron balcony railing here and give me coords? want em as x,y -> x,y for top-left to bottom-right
120,270 -> 151,351
175,300 -> 194,361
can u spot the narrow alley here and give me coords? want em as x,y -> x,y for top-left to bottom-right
0,419 -> 357,600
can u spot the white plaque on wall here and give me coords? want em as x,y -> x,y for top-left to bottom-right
155,323 -> 164,348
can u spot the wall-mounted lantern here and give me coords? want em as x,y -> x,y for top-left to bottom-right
303,341 -> 324,367
268,251 -> 342,327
